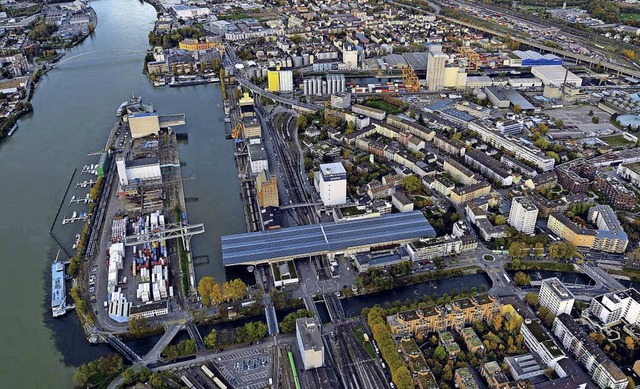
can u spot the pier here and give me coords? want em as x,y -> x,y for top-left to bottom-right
76,179 -> 96,188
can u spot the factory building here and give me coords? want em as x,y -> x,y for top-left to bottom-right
256,169 -> 279,208
426,45 -> 447,92
315,162 -> 347,206
531,65 -> 582,87
267,66 -> 294,92
508,196 -> 538,235
303,74 -> 346,96
128,112 -> 160,139
296,317 -> 324,370
248,144 -> 268,175
539,278 -> 575,316
116,155 -> 162,187
443,66 -> 467,90
342,44 -> 359,70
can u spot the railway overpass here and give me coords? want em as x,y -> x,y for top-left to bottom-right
237,77 -> 321,114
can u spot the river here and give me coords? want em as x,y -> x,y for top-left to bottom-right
0,0 -> 244,386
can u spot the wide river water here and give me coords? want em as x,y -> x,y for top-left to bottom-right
0,0 -> 245,386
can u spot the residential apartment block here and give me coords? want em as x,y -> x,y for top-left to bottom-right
450,181 -> 491,205
507,196 -> 538,234
555,159 -> 596,193
539,277 -> 575,316
584,288 -> 640,329
464,149 -> 513,186
387,294 -> 501,336
444,158 -> 478,185
593,173 -> 637,210
552,313 -> 628,389
406,236 -> 463,262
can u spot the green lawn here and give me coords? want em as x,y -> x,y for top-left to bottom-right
621,13 -> 640,21
365,100 -> 406,115
600,134 -> 636,148
352,324 -> 376,359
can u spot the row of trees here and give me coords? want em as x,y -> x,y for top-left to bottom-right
162,339 -> 197,361
148,27 -> 203,49
508,240 -> 577,260
120,366 -> 168,389
367,306 -> 414,389
197,276 -> 247,306
202,320 -> 268,349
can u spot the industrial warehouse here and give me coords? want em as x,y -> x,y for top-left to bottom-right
221,211 -> 436,266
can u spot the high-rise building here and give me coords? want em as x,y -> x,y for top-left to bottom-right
508,196 -> 538,234
256,170 -> 279,208
539,278 -> 575,316
342,44 -> 358,70
426,45 -> 447,92
585,288 -> 640,328
296,317 -> 324,370
315,162 -> 347,206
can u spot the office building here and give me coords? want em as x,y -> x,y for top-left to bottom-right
316,162 -> 347,206
256,170 -> 279,208
585,288 -> 640,329
427,45 -> 447,91
296,317 -> 324,370
406,236 -> 463,261
508,197 -> 538,234
504,354 -> 546,381
539,278 -> 575,316
552,314 -> 628,389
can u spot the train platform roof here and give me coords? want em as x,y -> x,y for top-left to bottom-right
221,211 -> 435,266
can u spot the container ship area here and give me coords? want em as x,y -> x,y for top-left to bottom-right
51,96 -> 204,334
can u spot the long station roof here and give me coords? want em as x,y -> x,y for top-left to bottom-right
221,211 -> 435,266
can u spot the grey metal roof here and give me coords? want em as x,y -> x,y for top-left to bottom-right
221,211 -> 435,266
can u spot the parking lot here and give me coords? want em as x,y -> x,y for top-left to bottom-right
213,347 -> 272,389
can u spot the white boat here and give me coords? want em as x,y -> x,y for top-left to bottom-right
72,211 -> 77,218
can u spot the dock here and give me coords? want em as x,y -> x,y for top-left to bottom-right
62,214 -> 88,225
76,179 -> 96,188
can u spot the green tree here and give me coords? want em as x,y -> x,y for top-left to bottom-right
546,151 -> 559,163
513,271 -> 531,287
494,215 -> 507,225
434,345 -> 446,361
538,306 -> 555,327
524,292 -> 538,307
279,309 -> 312,333
204,329 -> 218,349
240,321 -> 268,343
513,104 -> 521,114
198,276 -> 220,306
591,116 -> 599,124
129,316 -> 149,335
393,366 -> 414,389
295,114 -> 308,130
149,372 -> 167,388
509,242 -> 527,260
402,174 -> 422,193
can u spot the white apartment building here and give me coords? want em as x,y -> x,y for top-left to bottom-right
586,288 -> 640,328
508,196 -> 539,235
539,277 -> 575,316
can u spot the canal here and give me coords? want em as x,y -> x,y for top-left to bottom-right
0,0 -> 244,386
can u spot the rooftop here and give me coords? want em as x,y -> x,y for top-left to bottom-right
221,211 -> 435,266
542,277 -> 575,301
296,317 -> 323,351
